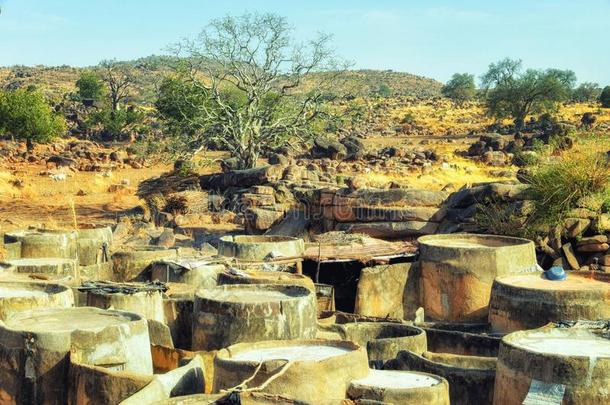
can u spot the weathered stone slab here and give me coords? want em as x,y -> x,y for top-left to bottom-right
335,221 -> 439,238
331,206 -> 447,223
333,188 -> 447,208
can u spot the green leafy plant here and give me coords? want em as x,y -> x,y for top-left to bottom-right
442,73 -> 476,106
481,58 -> 576,128
0,88 -> 66,142
76,71 -> 105,102
526,151 -> 610,228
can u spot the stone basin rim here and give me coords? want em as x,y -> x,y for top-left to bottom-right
418,233 -> 534,250
216,339 -> 361,365
220,235 -> 303,245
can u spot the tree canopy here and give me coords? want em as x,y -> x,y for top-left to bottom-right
442,73 -> 476,105
162,12 -> 348,169
76,71 -> 105,102
0,88 -> 66,142
571,82 -> 601,103
481,58 -> 576,128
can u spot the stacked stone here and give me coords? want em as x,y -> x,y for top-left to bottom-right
316,187 -> 448,238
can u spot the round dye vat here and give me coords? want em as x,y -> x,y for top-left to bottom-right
192,284 -> 316,351
0,281 -> 74,320
494,327 -> 610,405
348,369 -> 450,404
0,306 -> 152,404
418,233 -> 537,322
213,339 -> 369,402
489,272 -> 610,333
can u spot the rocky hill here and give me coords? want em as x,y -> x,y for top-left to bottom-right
0,56 -> 443,102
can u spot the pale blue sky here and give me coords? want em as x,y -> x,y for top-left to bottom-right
0,0 -> 608,84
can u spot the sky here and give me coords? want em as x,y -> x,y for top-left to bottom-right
0,0 -> 608,85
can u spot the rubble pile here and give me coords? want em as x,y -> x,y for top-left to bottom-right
444,182 -> 610,272
0,139 -> 146,171
464,120 -> 575,166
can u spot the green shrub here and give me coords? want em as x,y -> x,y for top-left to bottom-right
0,88 -> 66,142
400,112 -> 416,125
526,151 -> 610,228
88,107 -> 144,140
76,71 -> 105,102
442,73 -> 476,105
512,151 -> 539,167
375,83 -> 392,97
475,199 -> 533,238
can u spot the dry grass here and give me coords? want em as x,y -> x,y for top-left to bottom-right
0,164 -> 170,232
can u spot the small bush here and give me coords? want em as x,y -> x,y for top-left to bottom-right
475,199 -> 533,238
88,107 -> 144,140
400,112 -> 416,125
76,71 -> 105,102
0,88 -> 66,142
442,73 -> 476,105
526,151 -> 610,228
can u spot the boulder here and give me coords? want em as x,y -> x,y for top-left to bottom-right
312,138 -> 347,160
340,136 -> 366,160
244,207 -> 285,233
335,221 -> 439,238
592,214 -> 610,233
563,218 -> 591,238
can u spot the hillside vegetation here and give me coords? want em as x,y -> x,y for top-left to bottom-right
0,58 -> 443,103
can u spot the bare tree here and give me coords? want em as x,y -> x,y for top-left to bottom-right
166,12 -> 349,169
98,60 -> 134,117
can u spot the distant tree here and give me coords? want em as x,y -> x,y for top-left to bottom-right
98,60 -> 134,117
76,71 -> 105,102
442,73 -> 476,105
0,88 -> 66,142
481,58 -> 576,129
571,82 -> 601,103
155,75 -> 209,139
375,83 -> 392,97
600,86 -> 610,108
164,12 -> 348,169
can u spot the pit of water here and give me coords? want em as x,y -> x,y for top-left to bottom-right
351,369 -> 441,389
0,285 -> 47,298
6,307 -> 132,333
229,344 -> 350,362
204,289 -> 302,303
513,330 -> 610,358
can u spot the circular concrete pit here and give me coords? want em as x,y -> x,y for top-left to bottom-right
489,272 -> 610,333
417,322 -> 501,357
333,322 -> 427,365
163,283 -> 197,349
192,284 -> 317,351
418,233 -> 537,322
150,257 -> 226,288
494,327 -> 610,405
385,349 -> 497,405
213,339 -> 369,402
347,369 -> 450,404
218,235 -> 305,261
77,224 -> 113,266
0,257 -> 79,278
218,269 -> 315,292
0,281 -> 74,320
4,228 -> 79,260
0,306 -> 152,404
84,281 -> 167,323
112,246 -> 180,281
